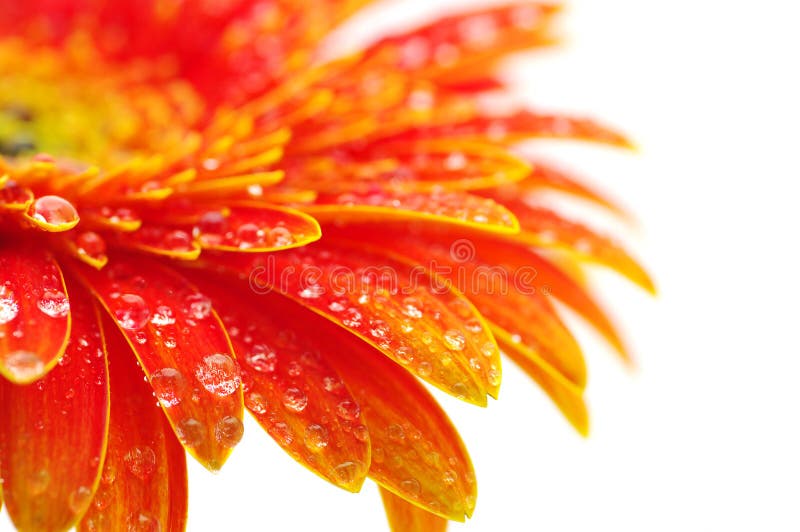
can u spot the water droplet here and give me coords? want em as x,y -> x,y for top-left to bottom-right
336,400 -> 361,421
5,350 -> 44,381
353,424 -> 369,442
0,290 -> 19,324
76,231 -> 106,259
28,468 -> 50,495
37,289 -> 69,318
442,469 -> 458,485
304,424 -> 329,452
244,392 -> 268,414
369,320 -> 390,339
267,226 -> 293,247
443,329 -> 466,351
149,368 -> 187,407
68,485 -> 92,514
298,284 -> 324,299
150,305 -> 175,326
114,294 -> 150,331
128,511 -> 160,532
488,369 -> 501,387
400,477 -> 421,497
271,422 -> 294,445
32,195 -> 78,226
124,446 -> 156,481
176,418 -> 206,447
416,361 -> 432,378
286,361 -> 302,377
236,223 -> 264,248
341,308 -> 362,327
334,461 -> 363,485
387,423 -> 405,442
282,387 -> 308,413
184,293 -> 212,320
92,488 -> 112,511
215,416 -> 244,448
195,353 -> 240,396
163,229 -> 193,251
401,297 -> 423,319
244,344 -> 277,373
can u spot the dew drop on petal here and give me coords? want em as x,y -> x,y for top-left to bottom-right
353,424 -> 369,442
282,387 -> 308,413
184,293 -> 213,320
27,468 -> 50,495
244,344 -> 277,373
37,289 -> 69,318
195,353 -> 240,396
336,400 -> 361,421
5,350 -> 44,381
442,469 -> 458,485
150,305 -> 175,326
176,418 -> 206,447
400,477 -> 422,497
304,424 -> 329,452
128,511 -> 161,532
0,290 -> 19,324
215,416 -> 244,448
68,485 -> 92,514
244,392 -> 268,414
76,231 -> 106,258
267,226 -> 294,247
149,368 -> 187,407
32,195 -> 78,226
334,461 -> 363,486
387,423 -> 406,442
114,294 -> 150,331
443,329 -> 466,351
271,421 -> 294,445
416,361 -> 432,378
124,446 -> 156,481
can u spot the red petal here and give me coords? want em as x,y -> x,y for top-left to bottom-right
0,245 -> 71,383
380,487 -> 448,532
205,241 -> 500,405
79,318 -> 187,532
185,273 -> 370,492
70,255 -> 244,471
0,281 -> 108,531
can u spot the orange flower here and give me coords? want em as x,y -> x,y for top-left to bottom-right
0,2 -> 652,530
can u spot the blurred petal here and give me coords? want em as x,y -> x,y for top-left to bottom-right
79,318 -> 188,532
0,281 -> 108,531
71,255 -> 243,471
380,487 -> 448,532
186,274 -> 370,492
0,245 -> 71,383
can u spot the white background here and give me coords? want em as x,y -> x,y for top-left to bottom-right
4,1 -> 800,531
184,1 -> 800,531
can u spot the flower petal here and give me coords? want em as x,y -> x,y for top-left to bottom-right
495,327 -> 590,436
0,282 -> 108,531
380,487 -> 448,532
0,245 -> 71,383
505,205 -> 655,293
206,241 -> 500,405
303,191 -> 519,234
184,274 -> 370,492
70,255 -> 244,471
320,316 -> 477,521
79,318 -> 188,532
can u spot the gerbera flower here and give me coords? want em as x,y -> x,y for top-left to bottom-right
0,1 -> 652,531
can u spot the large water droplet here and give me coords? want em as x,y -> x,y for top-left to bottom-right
244,391 -> 268,414
31,195 -> 79,227
176,418 -> 206,447
114,294 -> 150,331
124,446 -> 156,481
149,368 -> 187,407
244,344 -> 277,373
215,416 -> 244,448
443,329 -> 466,351
334,461 -> 363,486
150,305 -> 176,326
282,387 -> 308,413
304,424 -> 329,452
4,350 -> 44,381
184,293 -> 212,320
37,289 -> 70,318
336,400 -> 361,421
195,353 -> 240,396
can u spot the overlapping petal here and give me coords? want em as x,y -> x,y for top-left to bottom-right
0,245 -> 71,383
71,255 -> 244,471
0,282 -> 108,531
79,318 -> 187,532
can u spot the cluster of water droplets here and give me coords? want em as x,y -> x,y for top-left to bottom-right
193,210 -> 295,250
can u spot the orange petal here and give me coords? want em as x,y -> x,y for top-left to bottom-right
185,274 -> 370,492
495,327 -> 589,436
506,205 -> 655,293
70,255 -> 244,471
205,241 -> 500,405
195,204 -> 321,253
303,191 -> 519,234
380,487 -> 448,532
79,318 -> 188,532
0,281 -> 109,531
318,315 -> 477,521
0,245 -> 71,383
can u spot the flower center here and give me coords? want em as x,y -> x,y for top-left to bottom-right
0,37 -> 204,168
